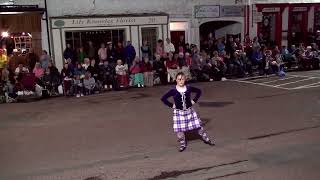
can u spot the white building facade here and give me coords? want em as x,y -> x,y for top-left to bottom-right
1,0 -> 320,70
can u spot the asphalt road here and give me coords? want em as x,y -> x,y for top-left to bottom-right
1,70 -> 320,180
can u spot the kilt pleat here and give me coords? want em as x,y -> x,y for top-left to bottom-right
173,108 -> 201,132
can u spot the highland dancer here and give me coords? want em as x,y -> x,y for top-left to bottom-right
161,72 -> 215,152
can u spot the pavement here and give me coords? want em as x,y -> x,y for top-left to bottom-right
1,70 -> 320,180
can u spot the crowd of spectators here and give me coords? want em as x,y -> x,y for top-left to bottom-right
1,32 -> 320,103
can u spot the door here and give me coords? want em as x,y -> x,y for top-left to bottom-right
289,11 -> 308,46
141,27 -> 158,59
170,31 -> 185,50
259,12 -> 282,47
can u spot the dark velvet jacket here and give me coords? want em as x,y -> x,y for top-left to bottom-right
161,86 -> 202,110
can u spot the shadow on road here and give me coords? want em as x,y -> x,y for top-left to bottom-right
199,101 -> 234,108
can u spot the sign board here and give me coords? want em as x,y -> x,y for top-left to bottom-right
253,11 -> 263,22
221,6 -> 244,17
262,7 -> 280,13
194,5 -> 220,18
292,7 -> 308,12
52,16 -> 168,28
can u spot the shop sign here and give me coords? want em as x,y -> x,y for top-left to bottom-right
292,7 -> 308,12
221,6 -> 244,17
194,5 -> 220,18
262,7 -> 280,13
253,11 -> 263,23
52,16 -> 168,28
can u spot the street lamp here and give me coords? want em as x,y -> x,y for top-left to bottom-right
1,31 -> 9,38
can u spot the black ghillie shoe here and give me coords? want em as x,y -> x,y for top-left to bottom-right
204,140 -> 215,146
179,146 -> 187,152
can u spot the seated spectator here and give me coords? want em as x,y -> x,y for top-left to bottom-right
61,63 -> 73,96
15,63 -> 29,76
115,59 -> 129,88
141,57 -> 154,87
42,68 -> 59,95
83,72 -> 96,95
99,60 -> 115,90
130,58 -> 144,88
153,54 -> 166,85
87,59 -> 100,80
210,51 -> 227,81
251,47 -> 264,74
166,53 -> 179,83
74,63 -> 86,78
230,51 -> 245,78
82,58 -> 91,70
33,62 -> 44,79
73,75 -> 84,97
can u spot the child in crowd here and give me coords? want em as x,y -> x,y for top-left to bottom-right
115,59 -> 129,88
130,58 -> 144,88
73,75 -> 84,97
83,72 -> 96,95
99,60 -> 115,90
141,57 -> 154,87
161,72 -> 215,152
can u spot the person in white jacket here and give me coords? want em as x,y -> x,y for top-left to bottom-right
164,38 -> 175,54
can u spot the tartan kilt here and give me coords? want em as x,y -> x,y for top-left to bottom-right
173,108 -> 201,132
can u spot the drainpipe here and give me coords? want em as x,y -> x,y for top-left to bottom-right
44,0 -> 51,56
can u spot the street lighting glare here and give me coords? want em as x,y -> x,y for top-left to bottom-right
1,31 -> 9,37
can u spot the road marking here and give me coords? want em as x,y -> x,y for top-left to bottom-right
262,76 -> 297,84
274,77 -> 315,87
230,79 -> 291,90
291,82 -> 320,89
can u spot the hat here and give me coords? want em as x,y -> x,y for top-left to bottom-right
13,49 -> 18,52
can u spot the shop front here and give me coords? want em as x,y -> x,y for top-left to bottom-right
256,5 -> 285,47
50,14 -> 169,70
0,5 -> 45,55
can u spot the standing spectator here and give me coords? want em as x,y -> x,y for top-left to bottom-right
77,46 -> 87,64
115,42 -> 125,61
124,41 -> 136,67
40,50 -> 50,69
258,33 -> 266,46
25,48 -> 39,71
107,42 -> 117,65
98,43 -> 108,63
177,35 -> 186,51
307,28 -> 315,45
63,44 -> 75,63
156,39 -> 165,58
164,38 -> 175,54
87,41 -> 96,60
141,40 -> 151,61
141,57 -> 154,87
32,62 -> 44,79
130,58 -> 144,88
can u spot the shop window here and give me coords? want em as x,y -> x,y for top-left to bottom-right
315,11 -> 320,31
65,29 -> 125,50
